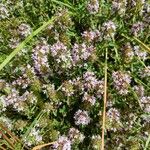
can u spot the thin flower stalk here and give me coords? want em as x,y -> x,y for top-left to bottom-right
101,48 -> 108,150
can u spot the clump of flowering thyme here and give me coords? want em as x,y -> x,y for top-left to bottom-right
0,4 -> 9,19
24,125 -> 43,147
140,66 -> 150,78
0,0 -> 150,149
82,30 -> 101,42
52,136 -> 71,150
17,23 -> 31,38
68,127 -> 85,143
122,43 -> 134,63
71,43 -> 95,66
111,0 -> 127,16
74,109 -> 91,125
32,39 -> 51,76
112,71 -> 131,95
50,41 -> 72,69
131,22 -> 144,36
134,45 -> 147,60
8,38 -> 20,49
87,0 -> 99,14
102,21 -> 117,40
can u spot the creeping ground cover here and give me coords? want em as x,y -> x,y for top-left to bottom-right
0,0 -> 150,150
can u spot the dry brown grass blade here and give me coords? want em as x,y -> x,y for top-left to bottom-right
101,48 -> 108,150
0,131 -> 14,149
32,141 -> 56,150
0,124 -> 20,143
0,145 -> 7,150
0,124 -> 29,150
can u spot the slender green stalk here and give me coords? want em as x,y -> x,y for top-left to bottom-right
144,134 -> 150,150
0,17 -> 56,71
129,86 -> 143,110
121,34 -> 150,54
133,76 -> 150,90
21,111 -> 44,150
133,37 -> 150,53
121,34 -> 132,41
112,36 -> 119,61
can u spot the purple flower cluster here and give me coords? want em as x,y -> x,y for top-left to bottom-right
106,108 -> 121,132
8,38 -> 20,49
14,91 -> 37,112
140,66 -> 150,78
73,71 -> 104,106
1,87 -> 20,107
17,23 -> 31,37
134,46 -> 147,60
112,0 -> 127,16
74,109 -> 91,125
122,43 -> 134,62
87,0 -> 99,14
61,80 -> 75,97
0,85 -> 37,113
52,136 -> 71,150
50,41 -> 67,57
72,43 -> 95,66
32,40 -> 50,75
52,128 -> 84,150
83,71 -> 98,90
133,85 -> 144,97
0,4 -> 9,19
68,71 -> 104,126
106,108 -> 120,122
68,128 -> 85,142
24,126 -> 43,146
82,92 -> 96,106
112,71 -> 131,95
140,96 -> 150,113
12,76 -> 30,89
83,71 -> 104,95
50,41 -> 72,69
12,65 -> 36,90
102,21 -> 116,40
133,85 -> 150,112
131,22 -> 144,36
82,30 -> 101,42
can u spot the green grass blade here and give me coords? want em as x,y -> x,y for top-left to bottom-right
129,86 -> 143,110
21,110 -> 44,150
144,134 -> 150,150
121,34 -> 150,54
132,75 -> 150,90
51,0 -> 75,10
0,17 -> 56,71
133,37 -> 150,53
